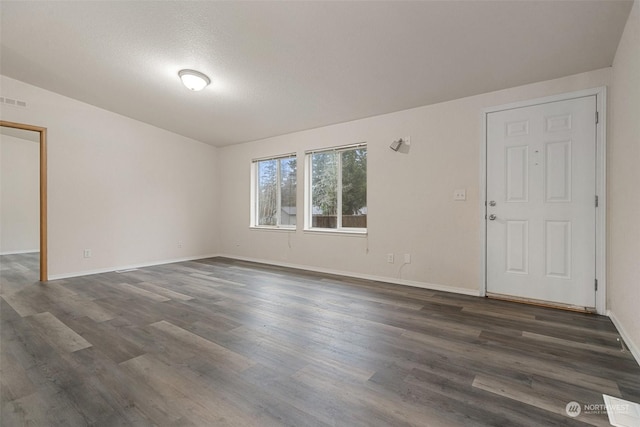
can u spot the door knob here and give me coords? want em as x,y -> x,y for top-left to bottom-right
489,214 -> 497,220
489,201 -> 496,206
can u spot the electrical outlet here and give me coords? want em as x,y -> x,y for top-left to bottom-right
387,253 -> 394,263
178,241 -> 183,248
454,189 -> 466,201
404,254 -> 411,264
403,136 -> 411,146
83,249 -> 92,258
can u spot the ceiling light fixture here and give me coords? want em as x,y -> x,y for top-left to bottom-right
178,69 -> 210,91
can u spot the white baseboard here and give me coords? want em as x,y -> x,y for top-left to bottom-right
48,254 -> 219,281
48,252 -> 481,297
0,249 -> 39,255
217,254 -> 482,297
608,310 -> 640,366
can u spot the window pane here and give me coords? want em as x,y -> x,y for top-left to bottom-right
311,152 -> 338,228
257,159 -> 277,226
279,157 -> 297,226
341,148 -> 367,228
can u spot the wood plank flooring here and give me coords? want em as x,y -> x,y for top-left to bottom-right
1,254 -> 639,426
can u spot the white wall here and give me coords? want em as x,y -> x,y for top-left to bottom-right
0,134 -> 40,254
0,76 -> 219,278
218,68 -> 611,294
608,0 -> 640,359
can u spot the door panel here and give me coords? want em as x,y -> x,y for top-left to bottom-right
486,96 -> 596,308
545,140 -> 571,202
506,220 -> 528,274
545,220 -> 571,278
506,146 -> 529,202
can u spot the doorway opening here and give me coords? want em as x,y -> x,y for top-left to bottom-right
0,120 -> 47,282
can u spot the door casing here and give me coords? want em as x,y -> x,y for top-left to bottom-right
480,87 -> 606,314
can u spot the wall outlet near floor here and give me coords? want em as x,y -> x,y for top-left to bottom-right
178,241 -> 183,248
404,253 -> 411,264
83,249 -> 92,258
454,189 -> 467,201
387,253 -> 394,263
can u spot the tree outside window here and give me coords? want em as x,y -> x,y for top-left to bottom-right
309,145 -> 367,231
254,155 -> 297,227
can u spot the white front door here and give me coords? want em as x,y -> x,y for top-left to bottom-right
486,96 -> 597,308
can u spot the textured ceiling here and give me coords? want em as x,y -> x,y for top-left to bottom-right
0,1 -> 633,147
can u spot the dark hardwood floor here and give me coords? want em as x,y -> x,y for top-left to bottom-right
1,254 -> 639,426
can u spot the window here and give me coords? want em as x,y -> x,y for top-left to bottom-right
252,154 -> 297,228
306,144 -> 367,232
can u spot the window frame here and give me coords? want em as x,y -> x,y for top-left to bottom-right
304,143 -> 367,234
250,153 -> 297,230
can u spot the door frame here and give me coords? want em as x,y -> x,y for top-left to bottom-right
479,87 -> 606,314
0,120 -> 48,281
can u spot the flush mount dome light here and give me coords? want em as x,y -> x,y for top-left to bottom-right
178,69 -> 210,91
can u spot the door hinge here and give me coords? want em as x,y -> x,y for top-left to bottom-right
595,279 -> 598,291
595,195 -> 599,207
596,111 -> 599,124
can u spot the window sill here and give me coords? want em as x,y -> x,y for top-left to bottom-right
250,226 -> 296,232
303,228 -> 368,236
